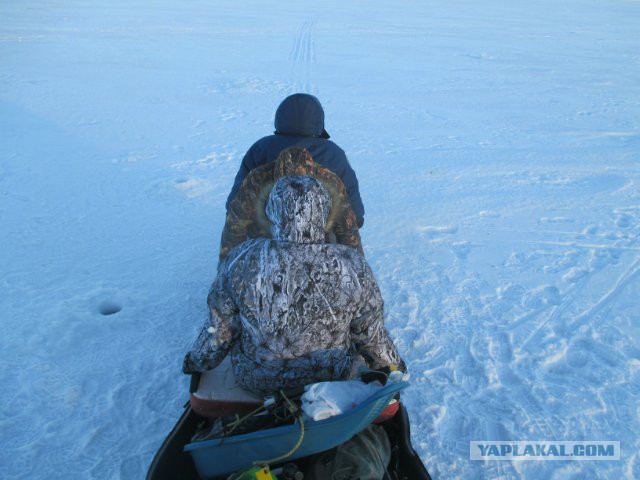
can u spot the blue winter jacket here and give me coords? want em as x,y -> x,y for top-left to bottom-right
225,93 -> 365,227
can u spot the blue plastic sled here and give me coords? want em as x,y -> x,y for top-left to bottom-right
184,381 -> 409,479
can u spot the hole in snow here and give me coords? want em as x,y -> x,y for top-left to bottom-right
99,301 -> 122,316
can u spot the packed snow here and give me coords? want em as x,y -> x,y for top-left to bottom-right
1,0 -> 639,478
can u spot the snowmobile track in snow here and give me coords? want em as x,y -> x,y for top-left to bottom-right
289,19 -> 317,94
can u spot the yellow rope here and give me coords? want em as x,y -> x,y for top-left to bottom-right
224,404 -> 267,437
253,390 -> 305,466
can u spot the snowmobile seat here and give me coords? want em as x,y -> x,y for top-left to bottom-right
189,357 -> 263,417
190,356 -> 402,421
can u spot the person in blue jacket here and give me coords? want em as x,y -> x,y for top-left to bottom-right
226,93 -> 365,227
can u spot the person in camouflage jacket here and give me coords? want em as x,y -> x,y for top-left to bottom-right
219,146 -> 362,261
226,93 -> 365,228
184,176 -> 404,396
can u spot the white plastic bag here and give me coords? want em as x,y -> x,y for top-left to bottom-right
301,380 -> 382,421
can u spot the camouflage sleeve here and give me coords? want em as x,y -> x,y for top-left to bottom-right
219,175 -> 260,261
182,270 -> 241,373
332,185 -> 364,255
350,260 -> 404,371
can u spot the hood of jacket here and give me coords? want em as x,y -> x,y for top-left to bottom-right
266,175 -> 331,244
274,93 -> 329,138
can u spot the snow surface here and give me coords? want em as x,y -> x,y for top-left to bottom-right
1,0 -> 639,478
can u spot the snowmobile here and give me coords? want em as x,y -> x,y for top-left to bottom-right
146,359 -> 431,480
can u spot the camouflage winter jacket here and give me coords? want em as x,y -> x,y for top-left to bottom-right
184,176 -> 403,396
219,147 -> 362,261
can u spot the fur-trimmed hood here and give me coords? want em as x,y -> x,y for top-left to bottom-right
219,147 -> 363,261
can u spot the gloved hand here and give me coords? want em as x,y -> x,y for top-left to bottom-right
360,369 -> 389,385
360,362 -> 409,388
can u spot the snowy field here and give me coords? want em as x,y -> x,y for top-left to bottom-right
2,0 -> 639,478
